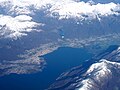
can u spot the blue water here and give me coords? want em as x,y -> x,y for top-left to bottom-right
0,47 -> 93,90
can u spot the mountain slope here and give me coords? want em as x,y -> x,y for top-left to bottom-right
47,45 -> 120,90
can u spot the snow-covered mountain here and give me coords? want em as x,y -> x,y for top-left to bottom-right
78,59 -> 120,90
1,0 -> 120,78
81,0 -> 120,3
0,0 -> 120,39
48,45 -> 120,90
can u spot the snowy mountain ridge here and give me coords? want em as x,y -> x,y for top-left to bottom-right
78,59 -> 120,90
0,0 -> 120,39
48,45 -> 120,90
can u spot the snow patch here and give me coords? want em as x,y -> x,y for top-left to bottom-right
0,0 -> 120,19
48,1 -> 119,20
78,59 -> 120,90
0,14 -> 43,39
0,0 -> 120,39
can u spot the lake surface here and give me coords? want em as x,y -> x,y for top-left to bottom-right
0,47 -> 93,90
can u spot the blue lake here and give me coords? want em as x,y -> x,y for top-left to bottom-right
0,47 -> 93,90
